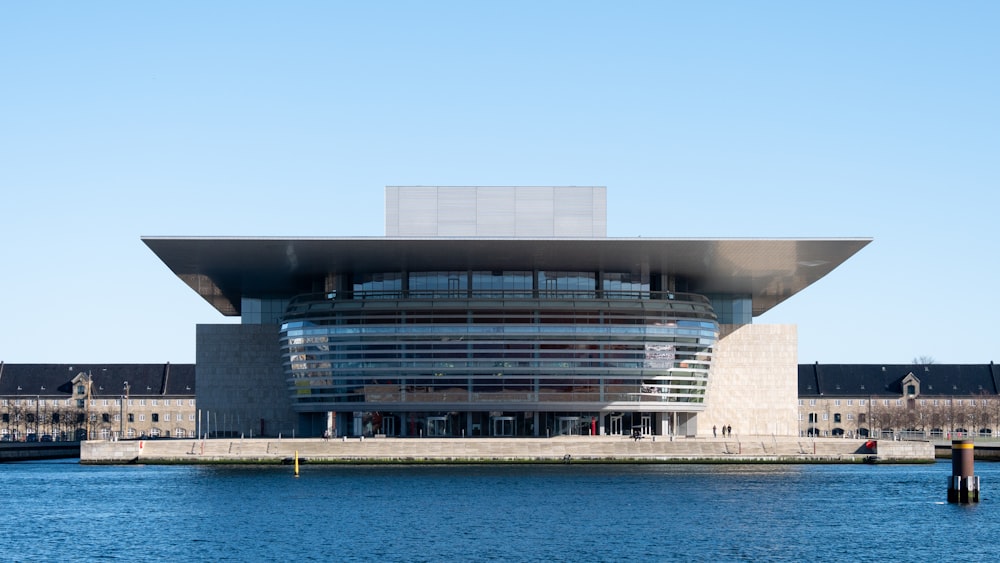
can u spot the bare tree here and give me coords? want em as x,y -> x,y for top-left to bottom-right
912,356 -> 936,365
974,392 -> 994,436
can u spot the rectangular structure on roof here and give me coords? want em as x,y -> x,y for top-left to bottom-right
385,186 -> 607,237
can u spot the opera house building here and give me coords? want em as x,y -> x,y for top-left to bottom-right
144,187 -> 869,438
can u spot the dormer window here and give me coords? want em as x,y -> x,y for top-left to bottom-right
901,373 -> 920,398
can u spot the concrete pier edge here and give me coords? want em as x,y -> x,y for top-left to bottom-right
80,436 -> 934,465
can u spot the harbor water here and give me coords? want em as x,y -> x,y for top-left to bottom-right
3,460 -> 998,561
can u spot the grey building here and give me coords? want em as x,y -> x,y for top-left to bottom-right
145,186 -> 869,438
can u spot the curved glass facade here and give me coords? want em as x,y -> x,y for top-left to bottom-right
279,271 -> 718,436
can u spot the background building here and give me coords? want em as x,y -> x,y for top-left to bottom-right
145,186 -> 869,438
0,363 -> 195,441
798,363 -> 1000,438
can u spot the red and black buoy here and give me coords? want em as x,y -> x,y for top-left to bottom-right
947,439 -> 979,504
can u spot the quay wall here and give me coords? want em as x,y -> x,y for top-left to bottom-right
1,442 -> 81,462
81,436 -> 934,465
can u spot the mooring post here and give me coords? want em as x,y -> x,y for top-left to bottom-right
947,439 -> 979,503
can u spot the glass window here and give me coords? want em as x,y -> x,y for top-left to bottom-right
809,399 -> 816,406
704,294 -> 752,325
353,273 -> 402,297
601,272 -> 649,298
471,271 -> 533,297
834,400 -> 841,406
539,271 -> 595,298
409,271 -> 467,296
847,400 -> 853,406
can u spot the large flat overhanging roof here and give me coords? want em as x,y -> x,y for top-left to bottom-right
142,237 -> 871,317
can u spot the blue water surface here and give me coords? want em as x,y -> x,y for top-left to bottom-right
2,460 -> 997,562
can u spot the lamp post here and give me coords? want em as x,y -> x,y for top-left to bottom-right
39,387 -> 47,437
16,386 -> 22,440
120,381 -> 129,439
867,395 -> 872,439
84,372 -> 92,441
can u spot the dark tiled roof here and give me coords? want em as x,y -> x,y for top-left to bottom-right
798,364 -> 1000,397
0,363 -> 195,398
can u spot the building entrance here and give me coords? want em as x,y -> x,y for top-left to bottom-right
609,414 -> 623,435
557,416 -> 580,436
491,416 -> 515,437
426,416 -> 449,437
382,415 -> 397,436
639,414 -> 652,436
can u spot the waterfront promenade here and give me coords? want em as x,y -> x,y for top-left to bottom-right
81,435 -> 932,464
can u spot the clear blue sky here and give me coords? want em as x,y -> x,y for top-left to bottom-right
2,2 -> 997,365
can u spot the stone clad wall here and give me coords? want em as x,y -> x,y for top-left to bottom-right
196,324 -> 296,438
700,324 -> 798,437
80,436 -> 934,464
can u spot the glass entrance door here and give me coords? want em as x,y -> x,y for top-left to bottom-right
609,414 -> 623,435
641,414 -> 652,436
492,416 -> 515,436
382,415 -> 396,436
426,416 -> 448,437
557,416 -> 580,436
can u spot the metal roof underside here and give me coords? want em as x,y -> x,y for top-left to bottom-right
142,237 -> 871,317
